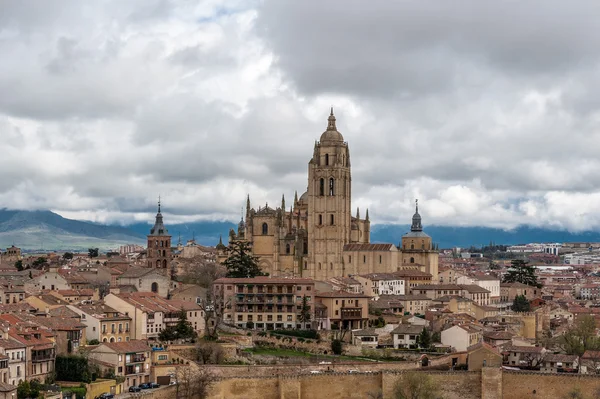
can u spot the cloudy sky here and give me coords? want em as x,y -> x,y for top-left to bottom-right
2,0 -> 600,231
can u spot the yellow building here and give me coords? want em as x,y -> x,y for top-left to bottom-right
222,110 -> 439,281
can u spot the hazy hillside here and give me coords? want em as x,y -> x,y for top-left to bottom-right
0,209 -> 145,251
2,208 -> 599,252
125,220 -> 600,249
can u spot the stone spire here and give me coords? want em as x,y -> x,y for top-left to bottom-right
294,190 -> 298,205
411,199 -> 423,232
327,107 -> 336,131
246,194 -> 251,212
366,208 -> 370,222
281,194 -> 285,211
149,199 -> 168,236
356,207 -> 360,219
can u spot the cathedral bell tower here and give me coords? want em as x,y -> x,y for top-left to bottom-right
307,109 -> 352,279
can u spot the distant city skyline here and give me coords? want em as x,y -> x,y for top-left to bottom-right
2,1 -> 600,232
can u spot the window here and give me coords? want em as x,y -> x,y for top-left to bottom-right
411,243 -> 415,249
330,263 -> 333,270
262,223 -> 268,235
325,154 -> 329,165
277,315 -> 282,321
237,315 -> 243,321
151,282 -> 158,293
330,214 -> 334,225
319,178 -> 325,196
319,215 -> 323,225
410,257 -> 415,264
329,178 -> 335,196
379,255 -> 382,264
285,244 -> 290,254
349,256 -> 352,263
287,315 -> 293,321
363,255 -> 366,263
306,286 -> 311,291
318,263 -> 321,270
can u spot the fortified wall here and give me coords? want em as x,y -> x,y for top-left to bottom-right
205,368 -> 600,399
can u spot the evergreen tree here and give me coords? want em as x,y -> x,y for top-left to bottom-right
418,328 -> 431,349
175,308 -> 196,339
511,295 -> 531,312
297,295 -> 311,328
223,241 -> 266,278
503,259 -> 540,287
88,248 -> 99,258
14,260 -> 23,271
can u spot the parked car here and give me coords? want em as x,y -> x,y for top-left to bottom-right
348,370 -> 360,373
309,370 -> 321,374
128,386 -> 141,393
96,393 -> 114,399
150,383 -> 160,389
139,383 -> 151,390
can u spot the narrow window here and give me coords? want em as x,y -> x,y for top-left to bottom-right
410,257 -> 415,264
318,263 -> 321,270
325,154 -> 329,166
318,215 -> 323,225
329,178 -> 335,196
285,244 -> 291,254
330,214 -> 334,225
319,178 -> 325,196
262,223 -> 268,235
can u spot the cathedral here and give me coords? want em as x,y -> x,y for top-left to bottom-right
223,109 -> 438,281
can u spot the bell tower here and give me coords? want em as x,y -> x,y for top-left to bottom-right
146,198 -> 172,276
307,109 -> 352,279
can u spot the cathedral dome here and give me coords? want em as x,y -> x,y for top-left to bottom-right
320,108 -> 344,143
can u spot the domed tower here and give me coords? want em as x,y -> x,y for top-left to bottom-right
307,108 -> 352,279
146,199 -> 172,275
400,200 -> 438,280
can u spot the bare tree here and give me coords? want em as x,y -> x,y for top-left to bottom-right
199,291 -> 230,340
522,351 -> 546,369
195,341 -> 224,364
393,371 -> 439,399
175,365 -> 214,399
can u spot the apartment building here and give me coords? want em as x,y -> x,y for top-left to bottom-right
213,277 -> 315,330
68,303 -> 132,343
104,292 -> 204,340
89,341 -> 151,393
0,340 -> 25,386
314,291 -> 370,330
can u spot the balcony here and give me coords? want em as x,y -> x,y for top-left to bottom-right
125,365 -> 145,375
32,351 -> 54,362
126,355 -> 146,364
340,307 -> 363,320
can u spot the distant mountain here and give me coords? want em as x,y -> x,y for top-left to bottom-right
0,209 -> 145,251
3,208 -> 600,252
370,224 -> 600,249
125,220 -> 600,249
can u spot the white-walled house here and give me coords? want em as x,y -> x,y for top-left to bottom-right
391,325 -> 423,349
354,273 -> 406,298
441,324 -> 482,352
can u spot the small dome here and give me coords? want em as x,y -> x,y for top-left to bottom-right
299,191 -> 308,203
319,108 -> 344,143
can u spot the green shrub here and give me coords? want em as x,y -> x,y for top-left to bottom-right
331,339 -> 343,355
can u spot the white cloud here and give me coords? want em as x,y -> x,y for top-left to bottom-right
1,1 -> 600,232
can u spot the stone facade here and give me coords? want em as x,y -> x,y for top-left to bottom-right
222,110 -> 438,280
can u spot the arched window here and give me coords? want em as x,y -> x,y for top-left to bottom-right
411,243 -> 415,250
162,250 -> 166,257
329,178 -> 335,196
109,337 -> 115,343
325,154 -> 329,166
102,338 -> 107,343
319,178 -> 325,196
304,262 -> 308,270
422,244 -> 425,249
410,257 -> 415,264
330,214 -> 334,225
262,223 -> 268,235
318,215 -> 323,225
285,244 -> 291,254
151,282 -> 158,293
160,241 -> 164,247
163,259 -> 167,268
